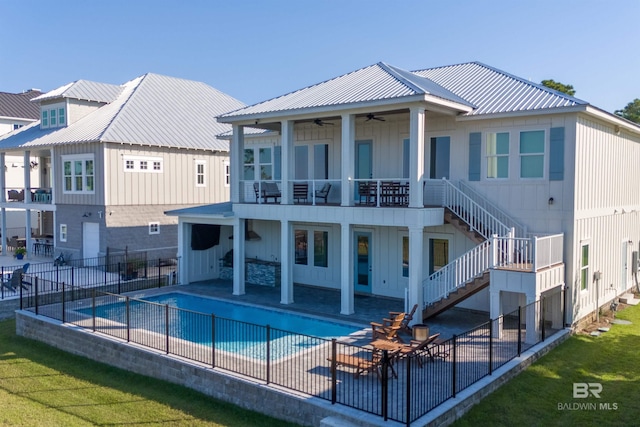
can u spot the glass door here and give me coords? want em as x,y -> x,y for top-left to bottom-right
355,140 -> 372,202
429,238 -> 449,275
354,231 -> 372,293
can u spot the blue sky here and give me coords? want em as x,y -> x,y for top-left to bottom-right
1,0 -> 638,114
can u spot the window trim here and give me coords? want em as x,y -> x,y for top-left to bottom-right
122,155 -> 163,173
195,160 -> 206,187
519,129 -> 546,179
580,241 -> 590,292
149,222 -> 160,235
59,224 -> 67,242
294,226 -> 330,268
62,154 -> 95,194
486,131 -> 510,179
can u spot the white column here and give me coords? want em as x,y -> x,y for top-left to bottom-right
525,292 -> 540,344
340,222 -> 354,315
341,113 -> 355,207
280,120 -> 294,205
232,219 -> 246,295
407,225 -> 424,325
230,125 -> 244,204
280,219 -> 294,304
49,148 -> 56,204
490,289 -> 503,338
0,153 -> 5,254
408,106 -> 425,208
23,151 -> 32,253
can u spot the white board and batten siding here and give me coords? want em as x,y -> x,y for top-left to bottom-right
53,142 -> 106,206
104,145 -> 230,206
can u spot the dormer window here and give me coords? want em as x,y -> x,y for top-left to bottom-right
40,104 -> 66,129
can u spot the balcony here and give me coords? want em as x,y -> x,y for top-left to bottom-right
6,187 -> 53,204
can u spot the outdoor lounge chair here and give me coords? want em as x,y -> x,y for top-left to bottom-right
398,332 -> 441,367
329,349 -> 399,379
253,182 -> 281,203
0,267 -> 30,292
314,183 -> 331,203
371,312 -> 405,342
389,303 -> 418,337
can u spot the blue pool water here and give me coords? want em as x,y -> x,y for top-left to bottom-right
81,292 -> 361,360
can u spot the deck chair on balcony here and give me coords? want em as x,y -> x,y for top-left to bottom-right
293,182 -> 308,203
388,304 -> 418,337
314,183 -> 331,204
371,312 -> 405,342
329,348 -> 399,379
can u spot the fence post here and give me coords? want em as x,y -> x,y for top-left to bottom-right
330,339 -> 337,404
489,320 -> 493,375
517,306 -> 522,356
61,278 -> 65,323
452,335 -> 457,398
158,259 -> 162,288
381,349 -> 389,421
126,296 -> 130,342
211,314 -> 216,368
405,351 -> 412,426
33,275 -> 38,315
55,263 -> 59,291
118,262 -> 122,294
165,304 -> 170,354
266,325 -> 271,385
92,288 -> 96,332
540,298 -> 546,342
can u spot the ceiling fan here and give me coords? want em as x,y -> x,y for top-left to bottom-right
314,119 -> 334,126
366,113 -> 385,122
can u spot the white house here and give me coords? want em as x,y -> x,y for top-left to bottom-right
0,75 -> 244,261
170,61 -> 640,333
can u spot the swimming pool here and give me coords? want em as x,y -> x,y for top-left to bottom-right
80,292 -> 361,360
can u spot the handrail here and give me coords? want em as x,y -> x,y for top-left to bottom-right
423,240 -> 492,305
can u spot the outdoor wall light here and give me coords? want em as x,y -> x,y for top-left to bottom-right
548,197 -> 554,205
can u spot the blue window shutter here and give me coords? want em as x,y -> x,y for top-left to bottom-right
468,132 -> 481,181
549,127 -> 564,181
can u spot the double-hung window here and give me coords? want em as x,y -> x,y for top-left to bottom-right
520,130 -> 545,178
62,155 -> 95,193
486,132 -> 509,178
580,244 -> 589,291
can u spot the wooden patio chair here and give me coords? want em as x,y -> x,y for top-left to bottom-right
293,182 -> 308,203
371,312 -> 405,342
398,332 -> 441,367
329,348 -> 399,379
389,303 -> 418,337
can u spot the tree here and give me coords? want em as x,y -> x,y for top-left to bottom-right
614,99 -> 640,124
541,79 -> 576,96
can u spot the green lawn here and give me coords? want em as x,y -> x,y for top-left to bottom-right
0,319 -> 299,427
454,301 -> 640,426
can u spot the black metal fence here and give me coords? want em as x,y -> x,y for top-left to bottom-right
16,277 -> 565,426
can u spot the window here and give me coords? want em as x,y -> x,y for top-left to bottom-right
294,143 -> 329,180
50,109 -> 57,126
580,244 -> 589,291
486,132 -> 509,178
223,161 -> 230,187
59,224 -> 67,242
58,108 -> 66,125
314,231 -> 328,267
63,155 -> 94,193
13,124 -> 23,130
295,230 -> 308,265
149,222 -> 160,235
259,147 -> 272,180
243,149 -> 255,180
195,160 -> 206,187
402,236 -> 409,277
42,110 -> 48,127
520,130 -> 545,178
123,156 -> 162,173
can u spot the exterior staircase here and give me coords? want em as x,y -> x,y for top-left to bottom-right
422,180 -> 527,321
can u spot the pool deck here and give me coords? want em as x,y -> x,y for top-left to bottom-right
148,279 -> 490,341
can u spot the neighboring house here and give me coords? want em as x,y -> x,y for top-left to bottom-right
169,61 -> 640,334
0,74 -> 244,261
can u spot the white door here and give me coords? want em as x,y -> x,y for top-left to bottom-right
83,222 -> 100,266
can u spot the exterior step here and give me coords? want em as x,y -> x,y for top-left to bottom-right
619,293 -> 640,305
422,271 -> 490,320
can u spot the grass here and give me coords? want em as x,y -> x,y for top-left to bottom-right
454,301 -> 640,426
0,318 -> 300,427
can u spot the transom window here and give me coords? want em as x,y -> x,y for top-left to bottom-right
520,130 -> 545,178
62,155 -> 94,193
123,156 -> 163,173
486,132 -> 509,178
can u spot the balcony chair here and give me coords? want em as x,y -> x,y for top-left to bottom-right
314,183 -> 331,204
253,182 -> 281,203
293,182 -> 308,203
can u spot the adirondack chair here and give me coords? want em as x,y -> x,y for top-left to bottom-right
371,312 -> 405,342
398,332 -> 442,367
388,304 -> 418,337
329,348 -> 399,379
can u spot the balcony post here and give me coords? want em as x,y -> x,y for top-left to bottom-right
280,219 -> 293,304
340,113 -> 355,207
280,120 -> 294,205
339,222 -> 354,315
230,124 -> 244,204
408,106 -> 425,208
232,218 -> 246,296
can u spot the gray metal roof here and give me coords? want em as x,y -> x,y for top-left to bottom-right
219,62 -> 473,120
0,90 -> 42,120
0,74 -> 246,151
32,80 -> 123,103
220,61 -> 588,121
412,62 -> 587,116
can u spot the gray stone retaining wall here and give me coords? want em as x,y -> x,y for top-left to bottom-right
15,311 -> 389,427
0,298 -> 19,320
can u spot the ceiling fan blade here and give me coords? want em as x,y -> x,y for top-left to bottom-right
366,114 -> 385,122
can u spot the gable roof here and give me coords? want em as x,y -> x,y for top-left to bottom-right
219,61 -> 589,122
32,80 -> 123,103
0,90 -> 42,120
219,62 -> 474,121
0,74 -> 245,151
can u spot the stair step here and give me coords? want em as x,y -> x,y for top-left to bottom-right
619,293 -> 640,305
